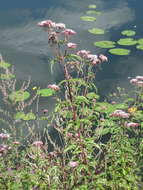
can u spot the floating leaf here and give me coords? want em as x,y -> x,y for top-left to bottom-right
121,30 -> 136,36
88,4 -> 97,9
94,41 -> 116,48
80,16 -> 96,21
9,90 -> 30,102
109,48 -> 130,55
136,44 -> 143,50
88,28 -> 105,35
86,10 -> 101,15
0,61 -> 11,69
137,38 -> 143,44
15,112 -> 36,120
15,112 -> 25,120
117,38 -> 137,46
0,73 -> 15,80
37,88 -> 55,97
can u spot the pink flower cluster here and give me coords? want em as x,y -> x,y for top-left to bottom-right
48,84 -> 60,91
130,76 -> 143,87
67,42 -> 77,49
0,145 -> 11,156
32,141 -> 43,147
77,50 -> 108,65
69,161 -> 78,168
110,110 -> 130,118
0,133 -> 10,139
126,122 -> 139,127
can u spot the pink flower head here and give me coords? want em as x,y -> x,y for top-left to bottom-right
126,122 -> 139,127
62,29 -> 76,36
56,23 -> 66,29
37,20 -> 56,28
77,50 -> 90,58
87,54 -> 98,61
130,78 -> 138,84
69,161 -> 78,168
67,42 -> 77,49
110,110 -> 130,118
98,54 -> 108,62
48,84 -> 60,91
0,133 -> 10,139
67,132 -> 73,138
42,109 -> 48,114
13,141 -> 20,145
137,81 -> 143,87
136,76 -> 143,81
32,141 -> 43,147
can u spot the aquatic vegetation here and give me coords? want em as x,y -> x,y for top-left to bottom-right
0,61 -> 11,69
88,4 -> 97,9
136,44 -> 143,50
109,48 -> 130,55
88,28 -> 105,35
86,10 -> 101,15
80,16 -> 96,21
0,73 -> 15,80
14,112 -> 36,120
121,30 -> 136,36
37,88 -> 55,97
117,38 -> 137,46
9,90 -> 30,102
137,38 -> 143,44
94,40 -> 116,48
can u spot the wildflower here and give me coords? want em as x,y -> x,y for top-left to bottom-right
67,132 -> 73,137
37,20 -> 56,28
48,32 -> 58,44
32,86 -> 37,90
137,81 -> 143,87
56,23 -> 66,29
77,50 -> 90,58
13,141 -> 20,145
111,101 -> 116,104
0,133 -> 10,139
126,122 -> 139,127
87,54 -> 99,65
136,76 -> 143,81
62,29 -> 76,36
69,161 -> 78,168
32,141 -> 43,147
99,54 -> 108,62
42,109 -> 48,114
110,110 -> 130,118
130,78 -> 138,84
67,42 -> 77,49
48,84 -> 60,91
128,107 -> 137,113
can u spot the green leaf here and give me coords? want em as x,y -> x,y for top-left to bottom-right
88,4 -> 97,9
0,73 -> 15,80
37,88 -> 55,97
0,61 -> 11,69
94,41 -> 116,48
86,92 -> 99,100
109,48 -> 130,55
121,30 -> 136,36
136,44 -> 143,50
88,28 -> 105,35
14,112 -> 25,120
50,59 -> 56,74
86,10 -> 101,15
14,112 -> 36,120
75,96 -> 89,104
66,54 -> 82,62
80,16 -> 96,21
9,90 -> 30,102
137,38 -> 143,44
117,38 -> 137,46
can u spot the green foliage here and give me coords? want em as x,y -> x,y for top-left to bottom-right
94,41 -> 116,48
109,48 -> 130,55
9,90 -> 30,102
117,38 -> 137,46
37,88 -> 55,97
121,30 -> 136,36
80,16 -> 96,21
88,28 -> 105,35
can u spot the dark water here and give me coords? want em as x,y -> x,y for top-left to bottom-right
0,0 -> 143,94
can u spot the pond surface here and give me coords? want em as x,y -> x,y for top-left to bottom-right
0,0 -> 143,95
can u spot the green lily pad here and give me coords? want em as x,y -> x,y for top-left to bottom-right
88,4 -> 97,9
117,38 -> 137,46
121,30 -> 136,36
37,88 -> 55,97
80,16 -> 96,21
109,48 -> 130,55
137,38 -> 143,44
0,73 -> 15,80
86,10 -> 101,15
0,61 -> 11,69
88,28 -> 105,35
94,41 -> 116,48
9,90 -> 30,102
15,112 -> 36,120
136,44 -> 143,50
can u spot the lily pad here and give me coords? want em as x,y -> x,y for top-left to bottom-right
88,28 -> 105,35
80,16 -> 96,21
37,88 -> 55,97
0,61 -> 11,69
88,4 -> 97,9
137,38 -> 143,44
15,112 -> 36,120
9,90 -> 30,102
117,38 -> 137,46
121,30 -> 136,36
94,41 -> 116,48
0,73 -> 15,80
86,10 -> 101,15
109,48 -> 130,55
136,44 -> 143,50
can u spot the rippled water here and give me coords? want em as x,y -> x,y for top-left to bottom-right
0,0 -> 143,94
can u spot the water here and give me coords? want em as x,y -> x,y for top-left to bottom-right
0,0 -> 143,94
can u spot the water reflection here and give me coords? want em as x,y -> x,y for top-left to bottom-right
0,0 -> 142,93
